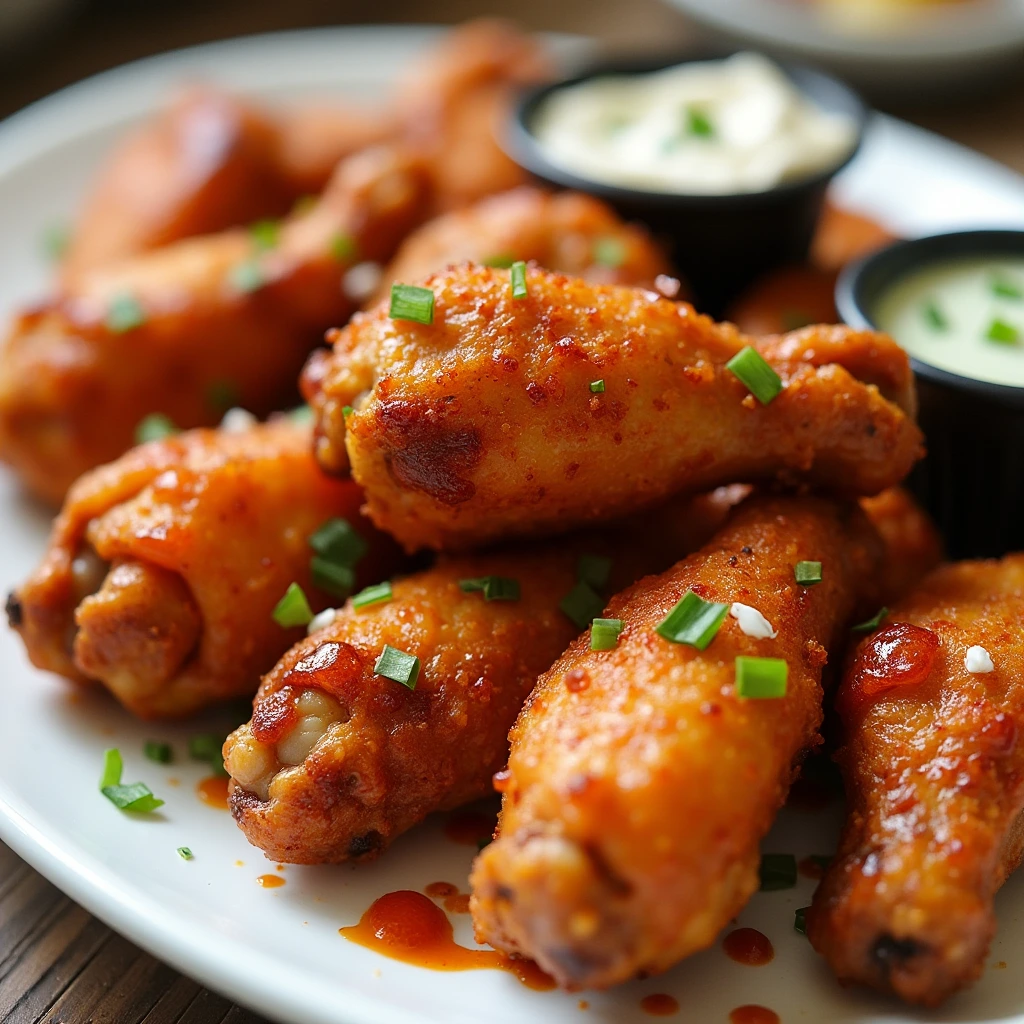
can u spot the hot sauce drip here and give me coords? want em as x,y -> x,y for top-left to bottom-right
729,1006 -> 780,1024
340,890 -> 555,989
256,874 -> 285,888
196,775 -> 230,809
424,881 -> 471,914
640,993 -> 680,1016
722,928 -> 775,966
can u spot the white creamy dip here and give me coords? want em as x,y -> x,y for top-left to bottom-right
531,53 -> 857,195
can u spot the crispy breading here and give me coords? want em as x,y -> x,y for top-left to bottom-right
469,495 -> 884,988
807,555 -> 1024,1006
307,263 -> 923,551
8,418 -> 401,718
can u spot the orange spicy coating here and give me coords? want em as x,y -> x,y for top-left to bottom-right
0,146 -> 430,505
8,418 -> 401,719
469,495 -> 884,989
308,263 -> 922,551
808,555 -> 1024,1007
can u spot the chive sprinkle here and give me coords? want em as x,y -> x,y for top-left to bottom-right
482,253 -> 516,269
374,644 -> 420,690
686,108 -> 714,138
590,617 -> 623,651
144,741 -> 172,764
794,907 -> 810,936
593,237 -> 626,269
655,591 -> 728,649
106,293 -> 146,333
188,734 -> 222,763
726,346 -> 783,405
735,656 -> 788,698
459,576 -> 521,602
311,557 -> 356,599
134,413 -> 178,444
177,847 -> 194,860
794,561 -> 822,586
577,554 -> 612,591
992,276 -> 1023,300
589,379 -> 606,394
330,233 -> 357,264
986,318 -> 1019,344
389,283 -> 434,324
510,260 -> 528,300
923,300 -> 947,330
852,607 -> 887,633
250,219 -> 280,250
309,518 -> 368,567
99,748 -> 164,813
272,582 -> 313,628
560,581 -> 605,630
758,853 -> 797,891
342,405 -> 353,418
230,259 -> 264,294
352,581 -> 393,609
100,748 -> 122,789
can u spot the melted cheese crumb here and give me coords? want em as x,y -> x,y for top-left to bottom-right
964,645 -> 994,674
730,602 -> 777,639
307,607 -> 338,635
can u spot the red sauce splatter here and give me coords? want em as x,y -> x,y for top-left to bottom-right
730,1006 -> 780,1024
640,993 -> 679,1016
340,890 -> 555,989
196,775 -> 229,809
425,881 -> 458,898
723,928 -> 775,966
445,893 -> 471,914
257,874 -> 285,888
424,881 -> 471,914
839,622 -> 939,717
444,810 -> 495,846
578,999 -> 590,1010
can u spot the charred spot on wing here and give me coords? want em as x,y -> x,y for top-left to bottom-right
871,934 -> 925,974
348,830 -> 383,859
228,785 -> 261,820
5,591 -> 22,628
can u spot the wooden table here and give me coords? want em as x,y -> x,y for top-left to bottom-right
1,2 -> 1023,1022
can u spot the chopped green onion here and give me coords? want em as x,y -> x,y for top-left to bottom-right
272,582 -> 313,628
726,347 -> 783,405
923,301 -> 947,330
100,748 -> 123,790
106,293 -> 146,333
144,741 -> 172,764
309,518 -> 368,567
207,379 -> 239,414
986,318 -> 1019,344
735,656 -> 788,698
188,734 -> 222,763
459,576 -> 521,602
177,847 -> 194,860
134,413 -> 178,444
593,237 -> 626,269
342,405 -> 353,418
42,223 -> 70,262
794,906 -> 810,936
374,644 -> 420,690
686,108 -> 714,138
352,581 -> 393,609
389,283 -> 434,324
794,561 -> 822,586
655,591 -> 728,650
230,259 -> 264,293
758,853 -> 797,891
589,379 -> 606,394
250,219 -> 280,250
99,748 -> 164,813
559,581 -> 605,630
482,253 -> 516,269
510,260 -> 528,300
330,233 -> 358,263
577,554 -> 612,591
590,617 -> 623,651
311,556 -> 356,599
852,607 -> 887,633
992,276 -> 1023,300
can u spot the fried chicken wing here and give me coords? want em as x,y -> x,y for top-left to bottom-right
860,487 -> 943,603
811,201 -> 897,273
807,556 -> 1024,1006
224,488 -> 742,864
7,418 -> 401,719
727,266 -> 839,337
469,495 -> 883,988
306,263 -> 922,551
0,146 -> 430,504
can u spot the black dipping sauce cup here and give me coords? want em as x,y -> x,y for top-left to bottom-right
837,230 -> 1024,560
505,55 -> 867,316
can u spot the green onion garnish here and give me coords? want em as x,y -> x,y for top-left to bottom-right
726,347 -> 783,405
590,617 -> 623,651
99,748 -> 164,813
311,557 -> 356,599
758,853 -> 797,891
686,108 -> 714,138
342,405 -> 353,418
459,576 -> 521,601
577,554 -> 612,591
134,413 -> 178,444
207,379 -> 239,414
230,259 -> 264,293
188,734 -> 221,763
482,253 -> 516,269
735,656 -> 788,698
272,582 -> 313,628
42,223 -> 70,262
144,741 -> 172,764
374,644 -> 420,690
852,607 -> 887,633
352,581 -> 393,609
986,318 -> 1019,344
655,591 -> 728,650
589,379 -> 606,394
309,518 -> 368,567
510,261 -> 528,300
992,276 -> 1023,300
177,847 -> 194,860
559,581 -> 605,630
389,283 -> 434,324
250,220 -> 280,250
794,907 -> 810,936
330,233 -> 357,264
593,237 -> 626,269
923,301 -> 947,330
106,294 -> 146,333
794,561 -> 822,586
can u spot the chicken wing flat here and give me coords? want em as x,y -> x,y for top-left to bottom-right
307,263 -> 922,551
7,418 -> 401,719
470,495 -> 884,989
807,556 -> 1024,1006
0,146 -> 429,504
224,488 -> 741,864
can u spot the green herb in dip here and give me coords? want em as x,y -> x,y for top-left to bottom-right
875,257 -> 1024,387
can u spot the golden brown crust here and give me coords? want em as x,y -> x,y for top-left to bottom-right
310,263 -> 923,551
9,418 -> 402,718
469,495 -> 884,988
807,556 -> 1024,1006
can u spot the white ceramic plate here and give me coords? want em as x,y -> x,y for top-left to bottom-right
2,25 -> 1024,1024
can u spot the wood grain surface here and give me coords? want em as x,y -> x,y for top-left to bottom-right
1,1 -> 1023,1023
